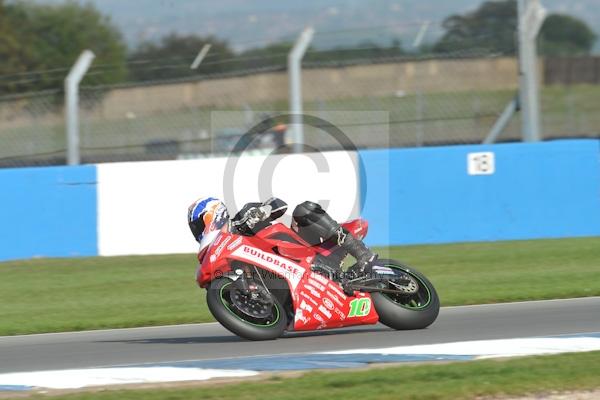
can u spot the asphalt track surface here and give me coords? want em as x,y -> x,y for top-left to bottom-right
1,297 -> 599,374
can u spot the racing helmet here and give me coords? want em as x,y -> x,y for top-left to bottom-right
187,197 -> 230,243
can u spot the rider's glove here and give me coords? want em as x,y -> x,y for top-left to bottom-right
245,206 -> 270,228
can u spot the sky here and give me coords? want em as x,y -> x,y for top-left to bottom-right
34,0 -> 600,52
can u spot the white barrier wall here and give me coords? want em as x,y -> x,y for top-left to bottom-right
97,151 -> 360,256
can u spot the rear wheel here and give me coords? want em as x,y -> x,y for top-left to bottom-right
206,278 -> 288,340
371,259 -> 440,330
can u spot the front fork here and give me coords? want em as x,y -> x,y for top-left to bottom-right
228,262 -> 275,305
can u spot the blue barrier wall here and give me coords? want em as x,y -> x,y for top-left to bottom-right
360,139 -> 600,246
1,139 -> 598,261
0,165 -> 97,261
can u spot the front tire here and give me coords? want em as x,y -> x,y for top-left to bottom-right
206,278 -> 288,340
371,259 -> 440,330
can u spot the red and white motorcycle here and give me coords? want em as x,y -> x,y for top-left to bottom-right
196,217 -> 440,340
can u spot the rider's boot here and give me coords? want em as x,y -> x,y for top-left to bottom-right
310,256 -> 342,281
308,229 -> 377,295
337,227 -> 377,278
292,201 -> 377,292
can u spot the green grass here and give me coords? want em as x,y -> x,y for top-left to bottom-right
0,237 -> 599,336
7,351 -> 600,400
380,237 -> 600,305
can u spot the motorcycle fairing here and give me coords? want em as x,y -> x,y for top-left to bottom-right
197,219 -> 379,331
292,272 -> 379,331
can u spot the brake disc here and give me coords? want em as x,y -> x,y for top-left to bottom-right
389,275 -> 419,294
230,288 -> 274,319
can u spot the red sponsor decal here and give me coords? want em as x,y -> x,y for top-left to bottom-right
323,297 -> 335,311
308,278 -> 326,292
243,246 -> 302,275
295,309 -> 310,324
327,282 -> 347,300
327,283 -> 346,300
318,305 -> 332,319
299,299 -> 313,313
226,237 -> 243,250
300,291 -> 319,306
214,236 -> 231,256
334,308 -> 346,320
304,285 -> 321,298
310,272 -> 329,285
326,291 -> 344,307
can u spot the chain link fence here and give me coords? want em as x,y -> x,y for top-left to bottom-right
1,52 -> 599,168
302,50 -> 519,148
0,90 -> 66,168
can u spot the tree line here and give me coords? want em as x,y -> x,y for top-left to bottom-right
0,0 -> 596,95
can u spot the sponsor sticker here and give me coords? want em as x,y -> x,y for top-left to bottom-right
327,283 -> 347,300
214,236 -> 231,256
300,291 -> 319,306
318,305 -> 332,319
308,278 -> 326,292
334,307 -> 346,320
323,297 -> 335,311
232,246 -> 304,289
299,299 -> 313,313
295,309 -> 310,324
326,291 -> 344,307
304,285 -> 321,298
213,235 -> 223,247
227,237 -> 243,250
310,272 -> 329,285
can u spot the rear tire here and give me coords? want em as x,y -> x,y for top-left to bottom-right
206,278 -> 288,341
371,259 -> 440,330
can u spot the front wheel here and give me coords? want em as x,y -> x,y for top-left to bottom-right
371,259 -> 440,330
206,278 -> 288,341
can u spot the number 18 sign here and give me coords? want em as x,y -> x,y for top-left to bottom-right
467,152 -> 495,175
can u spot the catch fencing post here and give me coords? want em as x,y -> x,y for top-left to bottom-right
288,27 -> 314,153
483,95 -> 519,144
518,0 -> 546,142
65,50 -> 95,165
484,0 -> 546,144
190,44 -> 212,70
413,21 -> 430,147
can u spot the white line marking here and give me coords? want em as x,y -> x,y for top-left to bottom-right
0,367 -> 257,390
3,334 -> 600,389
322,335 -> 600,358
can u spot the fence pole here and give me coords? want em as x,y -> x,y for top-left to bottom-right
413,23 -> 429,147
483,95 -> 519,144
518,0 -> 546,142
190,44 -> 212,70
288,27 -> 314,153
65,50 -> 95,166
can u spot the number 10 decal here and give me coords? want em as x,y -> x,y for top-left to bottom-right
348,298 -> 371,317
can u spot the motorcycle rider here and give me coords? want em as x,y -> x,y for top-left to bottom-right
187,196 -> 377,278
